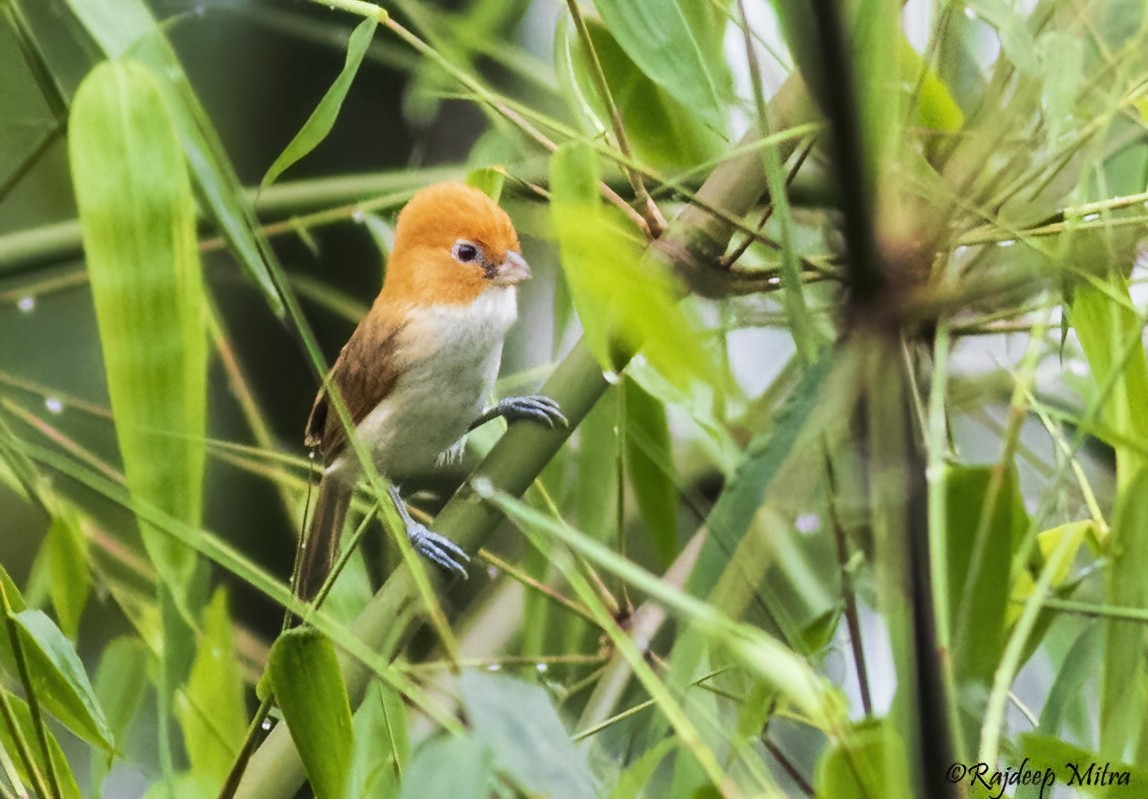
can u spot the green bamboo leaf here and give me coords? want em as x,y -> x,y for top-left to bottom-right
592,0 -> 730,129
1035,625 -> 1100,736
607,738 -> 674,799
64,0 -> 285,316
262,17 -> 378,188
464,166 -> 505,201
1036,31 -> 1082,146
397,733 -> 493,799
1009,521 -> 1091,626
946,465 -> 1027,688
1100,468 -> 1148,757
0,411 -> 42,505
686,352 -> 836,598
1017,735 -> 1144,798
900,36 -> 964,133
475,483 -> 845,732
176,589 -> 247,783
549,142 -> 715,389
966,0 -> 1038,74
734,678 -> 778,749
345,682 -> 409,799
1070,274 -> 1148,757
0,688 -> 82,799
90,637 -> 150,795
1071,275 -> 1148,486
575,387 -> 618,539
70,59 -> 207,595
814,719 -> 911,799
460,670 -> 598,799
624,377 -> 678,565
0,562 -> 26,614
269,628 -> 354,799
558,17 -> 722,171
625,356 -> 739,472
0,609 -> 114,751
43,509 -> 89,638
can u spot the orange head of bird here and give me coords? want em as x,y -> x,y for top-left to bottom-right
380,182 -> 530,307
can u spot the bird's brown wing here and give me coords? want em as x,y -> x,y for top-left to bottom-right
305,316 -> 407,463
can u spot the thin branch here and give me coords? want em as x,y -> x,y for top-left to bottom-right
719,136 -> 816,270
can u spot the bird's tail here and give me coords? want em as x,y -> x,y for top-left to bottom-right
295,478 -> 352,605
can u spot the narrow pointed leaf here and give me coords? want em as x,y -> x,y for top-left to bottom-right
262,17 -> 378,188
0,609 -> 113,751
815,719 -> 911,799
90,637 -> 150,795
946,465 -> 1026,687
1100,468 -> 1148,756
624,377 -> 678,565
345,682 -> 409,799
44,509 -> 89,638
176,589 -> 247,783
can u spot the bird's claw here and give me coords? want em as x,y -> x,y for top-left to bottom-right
487,394 -> 568,429
407,521 -> 470,578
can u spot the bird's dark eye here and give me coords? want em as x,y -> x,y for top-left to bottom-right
452,241 -> 480,264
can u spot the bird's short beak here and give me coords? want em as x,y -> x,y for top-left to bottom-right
490,250 -> 531,285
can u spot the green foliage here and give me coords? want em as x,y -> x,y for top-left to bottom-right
814,719 -> 911,799
0,689 -> 82,799
549,141 -> 715,388
346,682 -> 409,798
558,16 -> 722,172
0,608 -> 113,752
90,637 -> 150,794
176,589 -> 247,783
592,0 -> 730,129
63,0 -> 286,316
396,732 -> 494,799
945,465 -> 1026,688
70,59 -> 207,597
624,377 -> 678,565
261,17 -> 379,188
268,629 -> 354,799
40,509 -> 89,638
460,670 -> 597,798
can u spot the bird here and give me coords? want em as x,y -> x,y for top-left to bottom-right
296,181 -> 565,604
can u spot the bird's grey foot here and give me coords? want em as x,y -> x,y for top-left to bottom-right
407,521 -> 470,578
469,394 -> 568,431
388,485 -> 469,578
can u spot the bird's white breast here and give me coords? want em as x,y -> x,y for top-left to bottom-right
328,286 -> 517,482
